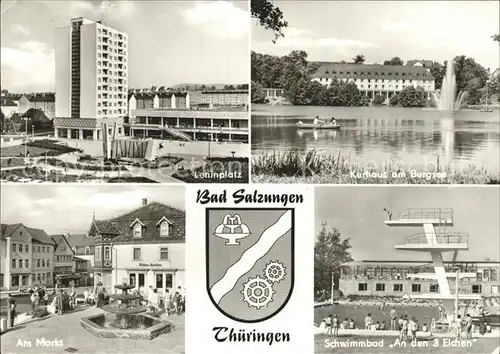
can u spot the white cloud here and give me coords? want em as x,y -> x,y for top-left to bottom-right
183,1 -> 248,39
268,27 -> 377,49
41,0 -> 135,22
12,24 -> 30,35
382,21 -> 416,32
1,41 -> 55,91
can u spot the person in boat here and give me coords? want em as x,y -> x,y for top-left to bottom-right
330,117 -> 337,125
313,116 -> 320,125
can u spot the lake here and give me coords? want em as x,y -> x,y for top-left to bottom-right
251,105 -> 500,172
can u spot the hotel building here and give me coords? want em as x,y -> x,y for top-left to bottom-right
54,17 -> 128,140
1,224 -> 55,290
312,62 -> 435,100
339,260 -> 500,297
89,199 -> 185,296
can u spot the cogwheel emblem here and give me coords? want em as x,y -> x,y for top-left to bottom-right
263,261 -> 286,283
241,276 -> 274,309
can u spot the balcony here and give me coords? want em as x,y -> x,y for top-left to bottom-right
394,232 -> 468,252
385,208 -> 453,226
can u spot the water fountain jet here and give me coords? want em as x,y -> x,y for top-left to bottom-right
433,59 -> 466,111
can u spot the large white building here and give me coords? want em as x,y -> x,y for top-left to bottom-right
54,17 -> 128,140
312,62 -> 435,100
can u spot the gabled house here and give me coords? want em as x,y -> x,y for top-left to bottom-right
1,223 -> 55,290
88,198 -> 185,295
50,234 -> 76,286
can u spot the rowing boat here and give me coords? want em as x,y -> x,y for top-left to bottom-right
296,121 -> 340,130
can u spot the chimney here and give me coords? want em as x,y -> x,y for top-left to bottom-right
142,198 -> 148,206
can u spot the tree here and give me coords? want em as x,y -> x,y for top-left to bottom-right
314,224 -> 352,297
224,85 -> 235,90
429,61 -> 445,90
383,57 -> 403,66
397,86 -> 428,107
353,54 -> 365,64
389,93 -> 400,106
251,80 -> 266,103
210,85 -> 216,90
251,0 -> 288,43
492,34 -> 500,43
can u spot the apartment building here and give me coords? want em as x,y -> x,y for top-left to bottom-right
54,17 -> 128,140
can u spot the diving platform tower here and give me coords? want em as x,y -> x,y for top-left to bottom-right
386,208 -> 481,326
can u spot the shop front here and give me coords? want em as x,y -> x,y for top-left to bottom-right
114,263 -> 184,296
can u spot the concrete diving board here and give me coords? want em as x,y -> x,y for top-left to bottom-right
385,219 -> 453,227
406,273 -> 477,280
410,293 -> 482,300
394,243 -> 468,252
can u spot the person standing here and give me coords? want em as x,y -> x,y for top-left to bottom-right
390,307 -> 397,330
332,314 -> 339,338
465,314 -> 473,339
7,294 -> 17,328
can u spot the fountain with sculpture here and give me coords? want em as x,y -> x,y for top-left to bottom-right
80,280 -> 171,340
433,58 -> 467,111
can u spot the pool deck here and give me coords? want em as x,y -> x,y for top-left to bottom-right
0,307 -> 185,354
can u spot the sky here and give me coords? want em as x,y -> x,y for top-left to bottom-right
252,1 -> 500,70
0,185 -> 185,235
1,0 -> 249,92
315,187 -> 500,262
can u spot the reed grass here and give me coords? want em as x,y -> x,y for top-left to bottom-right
251,149 -> 499,184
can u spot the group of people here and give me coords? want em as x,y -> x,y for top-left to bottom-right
321,315 -> 356,337
145,285 -> 185,317
29,285 -> 49,310
312,116 -> 337,126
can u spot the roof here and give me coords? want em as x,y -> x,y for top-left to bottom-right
406,59 -> 433,68
157,92 -> 174,98
29,94 -> 55,102
0,223 -> 23,240
202,90 -> 249,94
73,256 -> 88,261
67,233 -> 94,247
90,220 -> 121,235
89,201 -> 185,244
50,234 -> 73,249
312,63 -> 434,80
26,227 -> 54,244
0,99 -> 18,107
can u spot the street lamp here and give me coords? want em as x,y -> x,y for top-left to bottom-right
23,118 -> 29,157
31,125 -> 34,141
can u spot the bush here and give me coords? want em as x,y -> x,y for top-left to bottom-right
25,140 -> 80,154
372,94 -> 386,105
389,94 -> 400,106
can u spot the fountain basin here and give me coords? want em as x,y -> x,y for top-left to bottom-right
101,304 -> 147,315
80,313 -> 171,340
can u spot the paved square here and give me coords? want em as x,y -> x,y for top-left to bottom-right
1,307 -> 184,354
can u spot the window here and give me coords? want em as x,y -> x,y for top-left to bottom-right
18,244 -> 22,252
42,259 -> 45,267
37,259 -> 40,267
472,285 -> 482,294
95,246 -> 101,261
19,259 -> 23,268
133,223 -> 142,237
104,246 -> 111,261
47,259 -> 49,267
160,221 -> 169,237
376,283 -> 385,291
12,259 -> 16,268
85,246 -> 91,255
412,284 -> 421,292
133,248 -> 141,261
160,248 -> 169,260
358,283 -> 368,291
25,259 -> 29,268
12,243 -> 16,252
37,246 -> 40,252
394,284 -> 403,292
430,284 -> 439,293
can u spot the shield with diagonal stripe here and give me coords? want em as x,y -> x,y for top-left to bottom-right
206,208 -> 294,323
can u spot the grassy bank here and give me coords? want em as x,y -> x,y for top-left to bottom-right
252,149 -> 500,184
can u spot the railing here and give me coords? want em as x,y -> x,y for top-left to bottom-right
397,208 -> 453,222
403,232 -> 468,245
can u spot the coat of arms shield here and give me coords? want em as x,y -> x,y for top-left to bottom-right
206,208 -> 294,323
